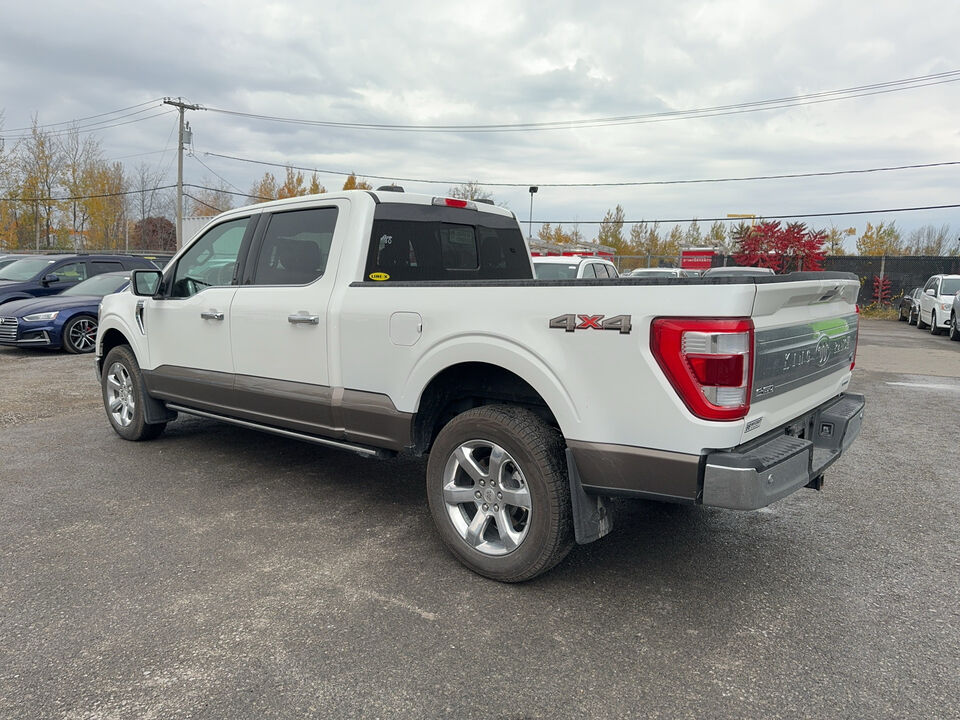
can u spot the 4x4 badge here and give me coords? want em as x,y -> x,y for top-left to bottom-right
549,314 -> 632,334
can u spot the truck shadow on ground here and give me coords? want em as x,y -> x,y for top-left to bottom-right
154,416 -> 816,601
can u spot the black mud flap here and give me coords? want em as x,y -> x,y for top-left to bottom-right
566,448 -> 613,545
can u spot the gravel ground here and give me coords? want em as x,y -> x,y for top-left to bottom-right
0,319 -> 958,719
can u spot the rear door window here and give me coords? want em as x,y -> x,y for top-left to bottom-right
91,261 -> 124,275
250,207 -> 338,286
364,203 -> 531,281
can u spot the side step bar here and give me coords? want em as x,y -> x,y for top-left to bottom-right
165,403 -> 388,459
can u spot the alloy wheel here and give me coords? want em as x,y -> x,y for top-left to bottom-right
105,361 -> 136,427
67,317 -> 97,352
441,439 -> 531,556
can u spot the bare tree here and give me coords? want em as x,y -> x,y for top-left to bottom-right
131,162 -> 168,229
60,127 -> 102,250
19,117 -> 65,249
448,180 -> 493,203
186,177 -> 234,217
905,224 -> 954,255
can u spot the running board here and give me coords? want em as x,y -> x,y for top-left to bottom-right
165,403 -> 386,458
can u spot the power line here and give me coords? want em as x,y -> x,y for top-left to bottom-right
0,183 -> 259,203
3,99 -> 163,133
0,184 -> 178,202
4,184 -> 960,225
204,70 -> 960,132
182,192 -> 223,214
204,150 -> 960,189
190,152 -> 246,194
2,108 -> 176,141
535,203 -> 960,224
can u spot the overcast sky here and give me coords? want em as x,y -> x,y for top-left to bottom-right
2,0 -> 959,250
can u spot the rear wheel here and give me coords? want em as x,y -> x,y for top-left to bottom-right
62,314 -> 98,354
426,405 -> 573,582
101,345 -> 167,441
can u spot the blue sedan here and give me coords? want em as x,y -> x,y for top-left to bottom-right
0,271 -> 131,353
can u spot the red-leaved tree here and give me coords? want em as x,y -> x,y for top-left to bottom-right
732,221 -> 826,272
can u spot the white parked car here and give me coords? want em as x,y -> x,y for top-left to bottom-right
916,274 -> 960,335
627,267 -> 690,278
950,288 -> 960,341
531,255 -> 619,279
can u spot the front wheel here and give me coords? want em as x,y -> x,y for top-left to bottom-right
930,310 -> 942,335
950,313 -> 960,342
426,405 -> 574,582
909,308 -> 918,325
101,345 -> 167,441
917,310 -> 929,329
62,314 -> 98,354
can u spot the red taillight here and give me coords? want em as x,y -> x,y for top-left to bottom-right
851,305 -> 860,370
650,317 -> 754,421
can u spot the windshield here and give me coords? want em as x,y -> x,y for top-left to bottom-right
61,273 -> 129,297
534,262 -> 579,279
940,278 -> 960,295
0,257 -> 56,282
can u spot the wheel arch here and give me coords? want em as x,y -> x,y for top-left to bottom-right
97,326 -> 135,376
405,340 -> 580,454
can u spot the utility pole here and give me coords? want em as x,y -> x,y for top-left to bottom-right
528,186 -> 538,242
163,98 -> 202,248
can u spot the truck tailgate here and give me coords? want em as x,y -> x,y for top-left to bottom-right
743,275 -> 860,444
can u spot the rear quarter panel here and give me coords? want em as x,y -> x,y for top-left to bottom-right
335,281 -> 759,455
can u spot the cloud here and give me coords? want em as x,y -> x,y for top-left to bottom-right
3,0 -> 960,243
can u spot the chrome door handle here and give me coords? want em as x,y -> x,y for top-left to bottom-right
288,314 -> 320,325
200,310 -> 224,321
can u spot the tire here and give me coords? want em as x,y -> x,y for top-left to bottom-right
898,305 -> 907,321
917,309 -> 928,329
101,345 -> 167,441
909,308 -> 918,326
62,314 -> 98,354
426,405 -> 574,582
930,310 -> 942,335
950,313 -> 960,342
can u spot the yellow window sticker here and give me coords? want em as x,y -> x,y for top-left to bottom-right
368,272 -> 390,281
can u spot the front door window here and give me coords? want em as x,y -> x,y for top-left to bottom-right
171,218 -> 250,297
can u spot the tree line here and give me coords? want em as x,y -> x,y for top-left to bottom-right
534,204 -> 960,262
1,120 -> 958,258
0,120 -> 174,252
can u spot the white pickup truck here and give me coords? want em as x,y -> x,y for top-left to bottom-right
96,189 -> 865,581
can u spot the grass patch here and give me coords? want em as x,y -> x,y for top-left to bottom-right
859,303 -> 899,320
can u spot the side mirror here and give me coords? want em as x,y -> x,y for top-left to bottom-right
925,288 -> 936,296
131,269 -> 162,297
42,273 -> 60,286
